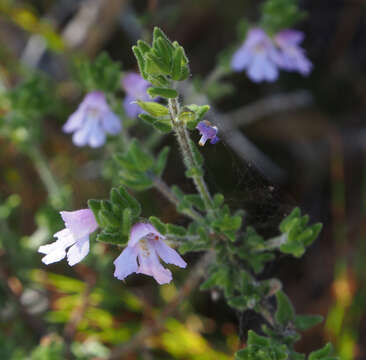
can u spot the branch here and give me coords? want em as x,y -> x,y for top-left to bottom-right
229,90 -> 312,128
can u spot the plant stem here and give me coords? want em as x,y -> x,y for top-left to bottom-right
168,97 -> 214,212
29,146 -> 65,207
254,234 -> 287,252
151,175 -> 203,221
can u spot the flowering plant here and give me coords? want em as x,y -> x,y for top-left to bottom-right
0,0 -> 343,358
34,26 -> 335,359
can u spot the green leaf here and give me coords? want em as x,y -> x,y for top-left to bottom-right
138,113 -> 158,125
213,193 -> 224,208
189,140 -> 204,167
153,27 -> 174,49
88,199 -> 101,220
279,207 -> 301,233
76,52 -> 121,92
309,343 -> 338,360
136,101 -> 169,117
139,112 -> 172,132
213,214 -> 242,232
294,315 -> 323,331
275,291 -> 295,326
153,119 -> 172,133
179,240 -> 209,254
153,146 -> 170,177
185,104 -> 210,129
110,188 -> 129,210
145,52 -> 170,75
132,45 -> 148,79
235,330 -> 289,360
97,231 -> 127,246
155,37 -> 174,65
122,208 -> 132,235
247,330 -> 271,346
100,209 -> 120,229
137,39 -> 151,54
183,194 -> 205,212
119,174 -> 153,191
129,139 -> 154,171
147,87 -> 178,99
171,46 -> 184,80
166,224 -> 186,236
149,216 -> 167,235
200,269 -> 222,290
118,186 -> 141,218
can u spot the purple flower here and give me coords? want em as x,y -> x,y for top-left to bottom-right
122,72 -> 151,118
274,30 -> 312,76
38,209 -> 98,266
231,28 -> 282,82
196,120 -> 219,146
113,222 -> 187,285
63,91 -> 122,148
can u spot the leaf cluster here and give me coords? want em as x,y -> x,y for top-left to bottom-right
260,0 -> 306,34
133,27 -> 190,90
88,186 -> 141,246
114,139 -> 169,190
278,207 -> 322,257
75,52 -> 122,93
0,74 -> 56,147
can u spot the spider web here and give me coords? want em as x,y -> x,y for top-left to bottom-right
202,129 -> 296,239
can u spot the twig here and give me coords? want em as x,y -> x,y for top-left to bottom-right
228,90 -> 313,128
107,251 -> 215,359
63,0 -> 128,56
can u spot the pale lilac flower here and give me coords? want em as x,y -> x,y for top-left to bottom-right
113,222 -> 187,285
274,30 -> 312,76
63,91 -> 122,148
196,120 -> 219,146
231,28 -> 282,82
38,209 -> 98,266
122,72 -> 151,118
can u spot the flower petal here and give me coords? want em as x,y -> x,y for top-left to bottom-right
67,235 -> 90,266
123,95 -> 141,118
128,223 -> 164,247
231,45 -> 251,71
60,209 -> 98,239
275,30 -> 304,46
137,250 -> 172,285
38,228 -> 76,265
63,109 -> 85,133
113,246 -> 138,280
72,118 -> 94,147
102,112 -> 122,134
152,239 -> 187,268
247,54 -> 278,82
88,120 -> 106,148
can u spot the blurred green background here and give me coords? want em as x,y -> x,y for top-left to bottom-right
0,0 -> 365,359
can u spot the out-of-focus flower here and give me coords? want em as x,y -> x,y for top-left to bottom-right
113,222 -> 187,285
274,30 -> 312,76
63,91 -> 121,148
231,28 -> 282,82
38,209 -> 98,266
196,120 -> 219,146
122,72 -> 151,118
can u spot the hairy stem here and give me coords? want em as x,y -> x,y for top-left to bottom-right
152,175 -> 203,221
169,97 -> 214,212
